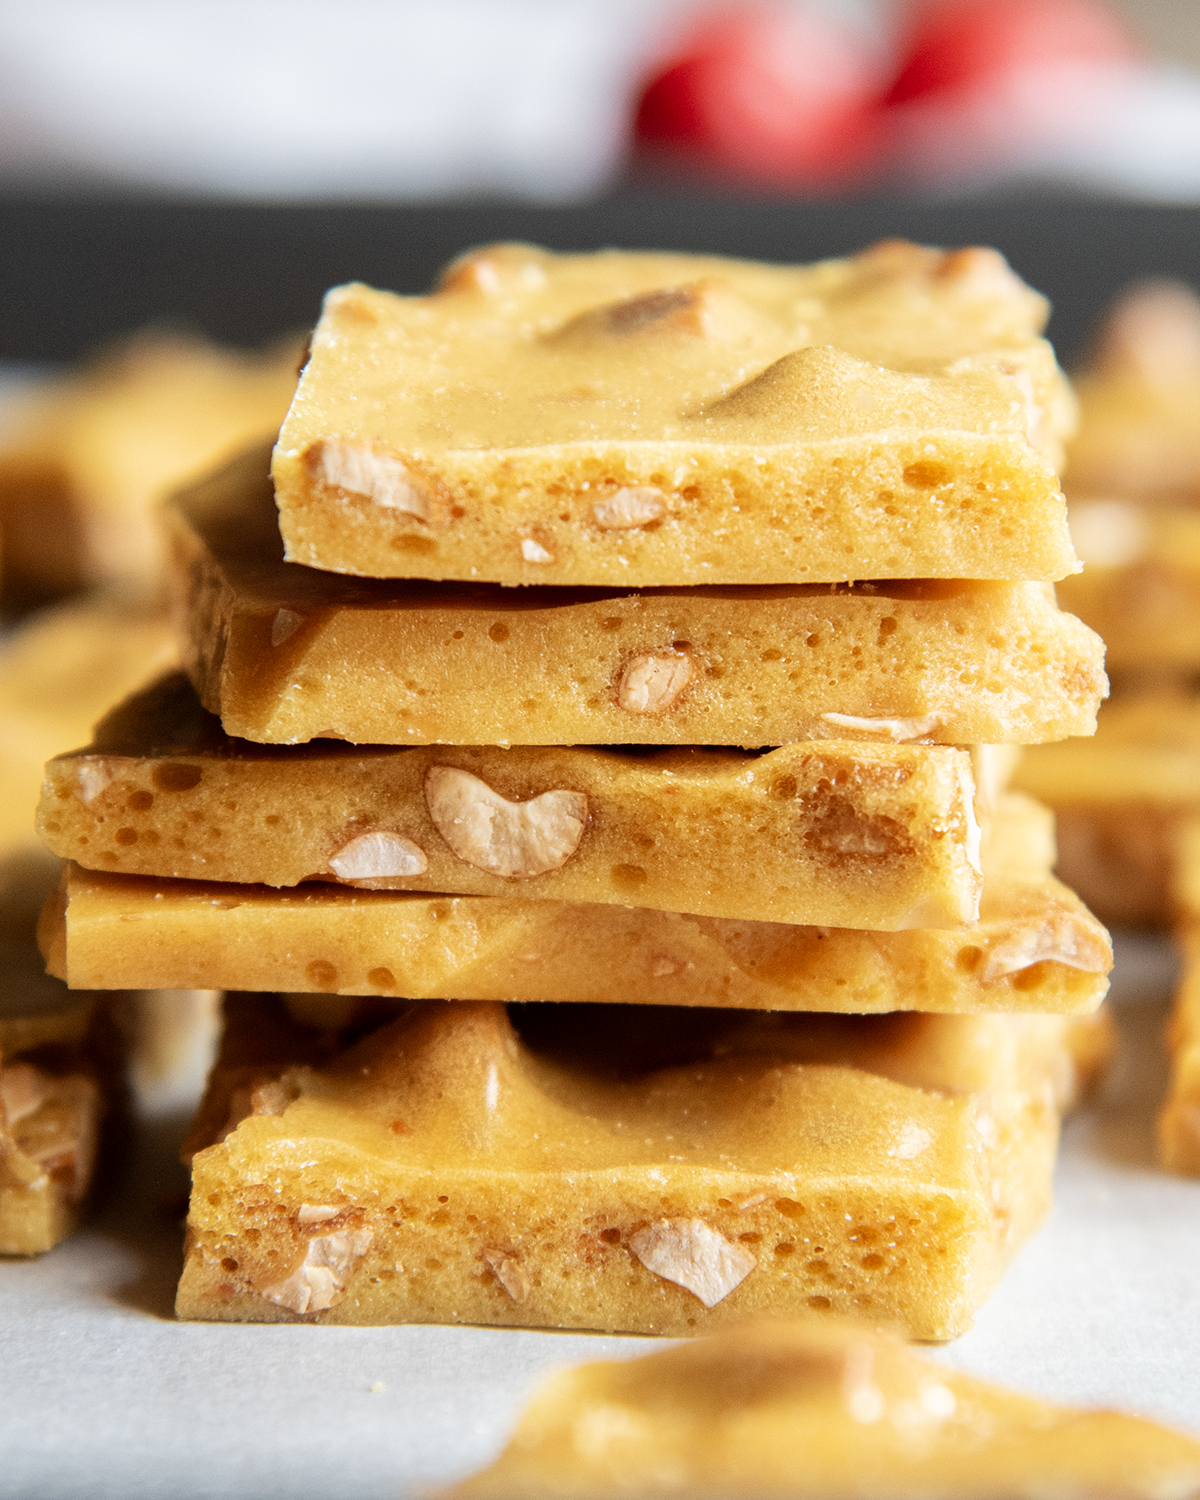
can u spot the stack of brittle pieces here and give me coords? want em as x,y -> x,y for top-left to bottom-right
36,240 -> 1112,1340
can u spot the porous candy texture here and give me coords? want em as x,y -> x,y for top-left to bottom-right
176,997 -> 1105,1339
45,793 -> 1112,1015
168,445 -> 1104,748
271,241 -> 1077,586
39,674 -> 983,931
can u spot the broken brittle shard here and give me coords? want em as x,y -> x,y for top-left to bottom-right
167,444 -> 1105,748
37,674 -> 984,931
1060,499 -> 1200,672
1159,820 -> 1200,1175
0,852 -> 123,1255
175,994 -> 1112,1338
1066,278 -> 1200,506
449,1318 -> 1200,1500
0,330 -> 302,607
0,594 -> 175,857
270,242 -> 1079,587
1014,694 -> 1200,927
41,794 -> 1112,1016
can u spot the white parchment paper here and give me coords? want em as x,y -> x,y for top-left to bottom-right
3,933 -> 1199,1500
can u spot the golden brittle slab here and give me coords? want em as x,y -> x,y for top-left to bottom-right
1159,818 -> 1200,1174
1159,919 -> 1200,1175
38,674 -> 983,931
1014,694 -> 1200,926
175,995 -> 1111,1339
1061,501 -> 1200,672
0,331 -> 300,605
451,1319 -> 1200,1499
0,852 -> 117,1255
0,594 -> 174,855
1065,279 -> 1200,506
172,444 -> 1104,747
41,794 -> 1111,1014
271,242 -> 1078,587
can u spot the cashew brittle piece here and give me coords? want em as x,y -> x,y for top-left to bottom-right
309,439 -> 433,520
260,1227 -> 374,1315
618,653 -> 693,715
424,767 -> 587,879
821,712 -> 941,742
0,1062 -> 49,1127
483,1247 -> 531,1303
629,1218 -> 756,1308
981,911 -> 1112,983
593,487 -> 665,529
329,830 -> 428,881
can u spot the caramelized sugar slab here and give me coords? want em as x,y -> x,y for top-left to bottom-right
272,242 -> 1077,585
451,1318 -> 1200,1499
1061,501 -> 1200,670
1067,278 -> 1200,504
176,995 -> 1111,1338
0,594 -> 174,855
0,852 -> 121,1255
38,674 -> 982,932
45,794 -> 1111,1014
1014,695 -> 1200,927
171,445 -> 1104,746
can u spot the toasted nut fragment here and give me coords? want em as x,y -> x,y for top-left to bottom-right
260,1227 -> 374,1315
0,1062 -> 49,1127
890,1121 -> 934,1159
629,1218 -> 756,1308
521,538 -> 554,564
76,760 -> 116,805
593,487 -> 665,530
483,1247 -> 530,1303
271,608 -> 303,646
310,439 -> 432,520
329,830 -> 428,881
251,1072 -> 303,1118
424,766 -> 587,879
438,244 -> 549,295
936,244 -> 1024,297
981,910 -> 1112,983
820,712 -> 941,742
6,1070 -> 98,1202
297,1204 -> 341,1225
618,653 -> 693,715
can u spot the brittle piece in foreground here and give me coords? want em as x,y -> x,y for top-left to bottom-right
272,242 -> 1078,586
172,445 -> 1104,747
0,853 -> 121,1254
38,674 -> 982,930
1014,694 -> 1200,927
42,795 -> 1112,1014
176,996 -> 1110,1338
451,1319 -> 1200,1500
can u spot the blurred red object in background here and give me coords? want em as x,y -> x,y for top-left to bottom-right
633,4 -> 885,189
887,0 -> 1141,105
884,0 -> 1145,184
